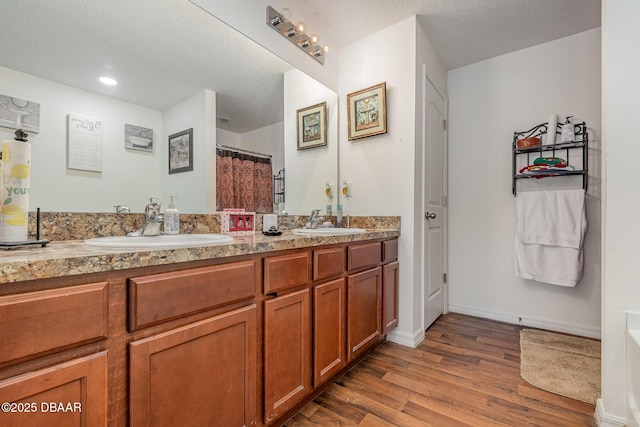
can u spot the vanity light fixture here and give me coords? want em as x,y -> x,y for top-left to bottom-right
266,6 -> 326,65
99,76 -> 118,86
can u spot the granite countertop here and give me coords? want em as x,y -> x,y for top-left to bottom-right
0,229 -> 400,284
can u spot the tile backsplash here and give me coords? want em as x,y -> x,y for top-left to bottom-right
27,212 -> 400,241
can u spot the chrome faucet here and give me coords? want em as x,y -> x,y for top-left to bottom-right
114,204 -> 130,213
305,209 -> 324,229
127,198 -> 164,236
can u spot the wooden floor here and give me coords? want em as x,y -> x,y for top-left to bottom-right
284,313 -> 596,426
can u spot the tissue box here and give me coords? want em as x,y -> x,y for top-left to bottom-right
221,209 -> 255,235
262,214 -> 278,232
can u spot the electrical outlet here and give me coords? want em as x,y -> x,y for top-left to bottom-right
325,183 -> 334,199
341,181 -> 351,197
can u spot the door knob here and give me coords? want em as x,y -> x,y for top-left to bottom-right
425,212 -> 436,220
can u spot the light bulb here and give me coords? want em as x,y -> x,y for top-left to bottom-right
311,34 -> 318,43
281,8 -> 292,21
297,21 -> 306,32
323,45 -> 329,53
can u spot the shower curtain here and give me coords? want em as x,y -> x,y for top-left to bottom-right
216,148 -> 273,213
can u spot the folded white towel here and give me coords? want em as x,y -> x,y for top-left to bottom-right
516,189 -> 586,249
515,189 -> 587,287
515,239 -> 584,287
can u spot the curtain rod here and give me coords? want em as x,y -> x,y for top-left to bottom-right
216,144 -> 272,158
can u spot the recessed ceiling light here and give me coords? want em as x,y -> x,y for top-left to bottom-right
99,76 -> 118,86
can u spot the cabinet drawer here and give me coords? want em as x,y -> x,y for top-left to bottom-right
129,260 -> 256,331
0,282 -> 108,365
264,252 -> 310,294
313,247 -> 345,281
382,239 -> 398,263
347,242 -> 381,272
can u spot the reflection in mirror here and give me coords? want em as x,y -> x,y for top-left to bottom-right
0,0 -> 337,215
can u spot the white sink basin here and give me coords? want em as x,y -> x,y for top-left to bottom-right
292,228 -> 366,236
84,233 -> 234,249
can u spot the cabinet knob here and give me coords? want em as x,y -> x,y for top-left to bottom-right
425,212 -> 436,220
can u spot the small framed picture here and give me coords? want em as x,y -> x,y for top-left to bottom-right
125,123 -> 153,152
0,94 -> 41,133
296,102 -> 327,150
347,82 -> 387,141
168,128 -> 193,174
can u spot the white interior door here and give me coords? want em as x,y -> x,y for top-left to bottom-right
423,75 -> 446,330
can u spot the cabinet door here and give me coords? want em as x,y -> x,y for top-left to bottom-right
314,278 -> 346,386
382,261 -> 399,333
0,351 -> 108,426
347,267 -> 382,361
264,288 -> 311,424
130,305 -> 257,427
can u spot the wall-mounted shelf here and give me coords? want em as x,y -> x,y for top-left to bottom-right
273,168 -> 285,205
512,121 -> 588,195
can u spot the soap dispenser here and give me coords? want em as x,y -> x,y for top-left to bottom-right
164,195 -> 179,235
561,116 -> 575,143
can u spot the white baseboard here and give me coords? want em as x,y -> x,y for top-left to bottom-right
387,327 -> 425,348
595,398 -> 628,426
448,303 -> 601,339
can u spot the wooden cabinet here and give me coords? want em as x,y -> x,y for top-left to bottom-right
382,261 -> 399,333
263,252 -> 310,294
263,289 -> 312,424
0,282 -> 108,366
313,247 -> 345,281
1,235 -> 398,426
347,242 -> 381,272
313,278 -> 346,386
129,304 -> 257,427
0,351 -> 108,426
382,239 -> 398,264
128,260 -> 256,331
347,267 -> 382,361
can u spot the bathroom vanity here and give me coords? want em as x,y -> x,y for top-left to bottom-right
0,228 -> 399,426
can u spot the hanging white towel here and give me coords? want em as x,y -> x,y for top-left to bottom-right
515,189 -> 587,287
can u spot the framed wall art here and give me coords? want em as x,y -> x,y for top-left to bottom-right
125,123 -> 153,152
296,102 -> 327,150
347,82 -> 387,141
168,128 -> 193,174
67,113 -> 103,172
0,94 -> 41,133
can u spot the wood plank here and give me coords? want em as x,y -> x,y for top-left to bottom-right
284,313 -> 597,427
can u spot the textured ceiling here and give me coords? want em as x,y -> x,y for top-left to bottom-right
0,1 -> 601,135
0,0 -> 293,134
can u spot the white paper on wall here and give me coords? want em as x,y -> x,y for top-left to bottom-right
67,113 -> 103,172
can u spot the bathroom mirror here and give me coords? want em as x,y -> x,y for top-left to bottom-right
0,0 -> 337,215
